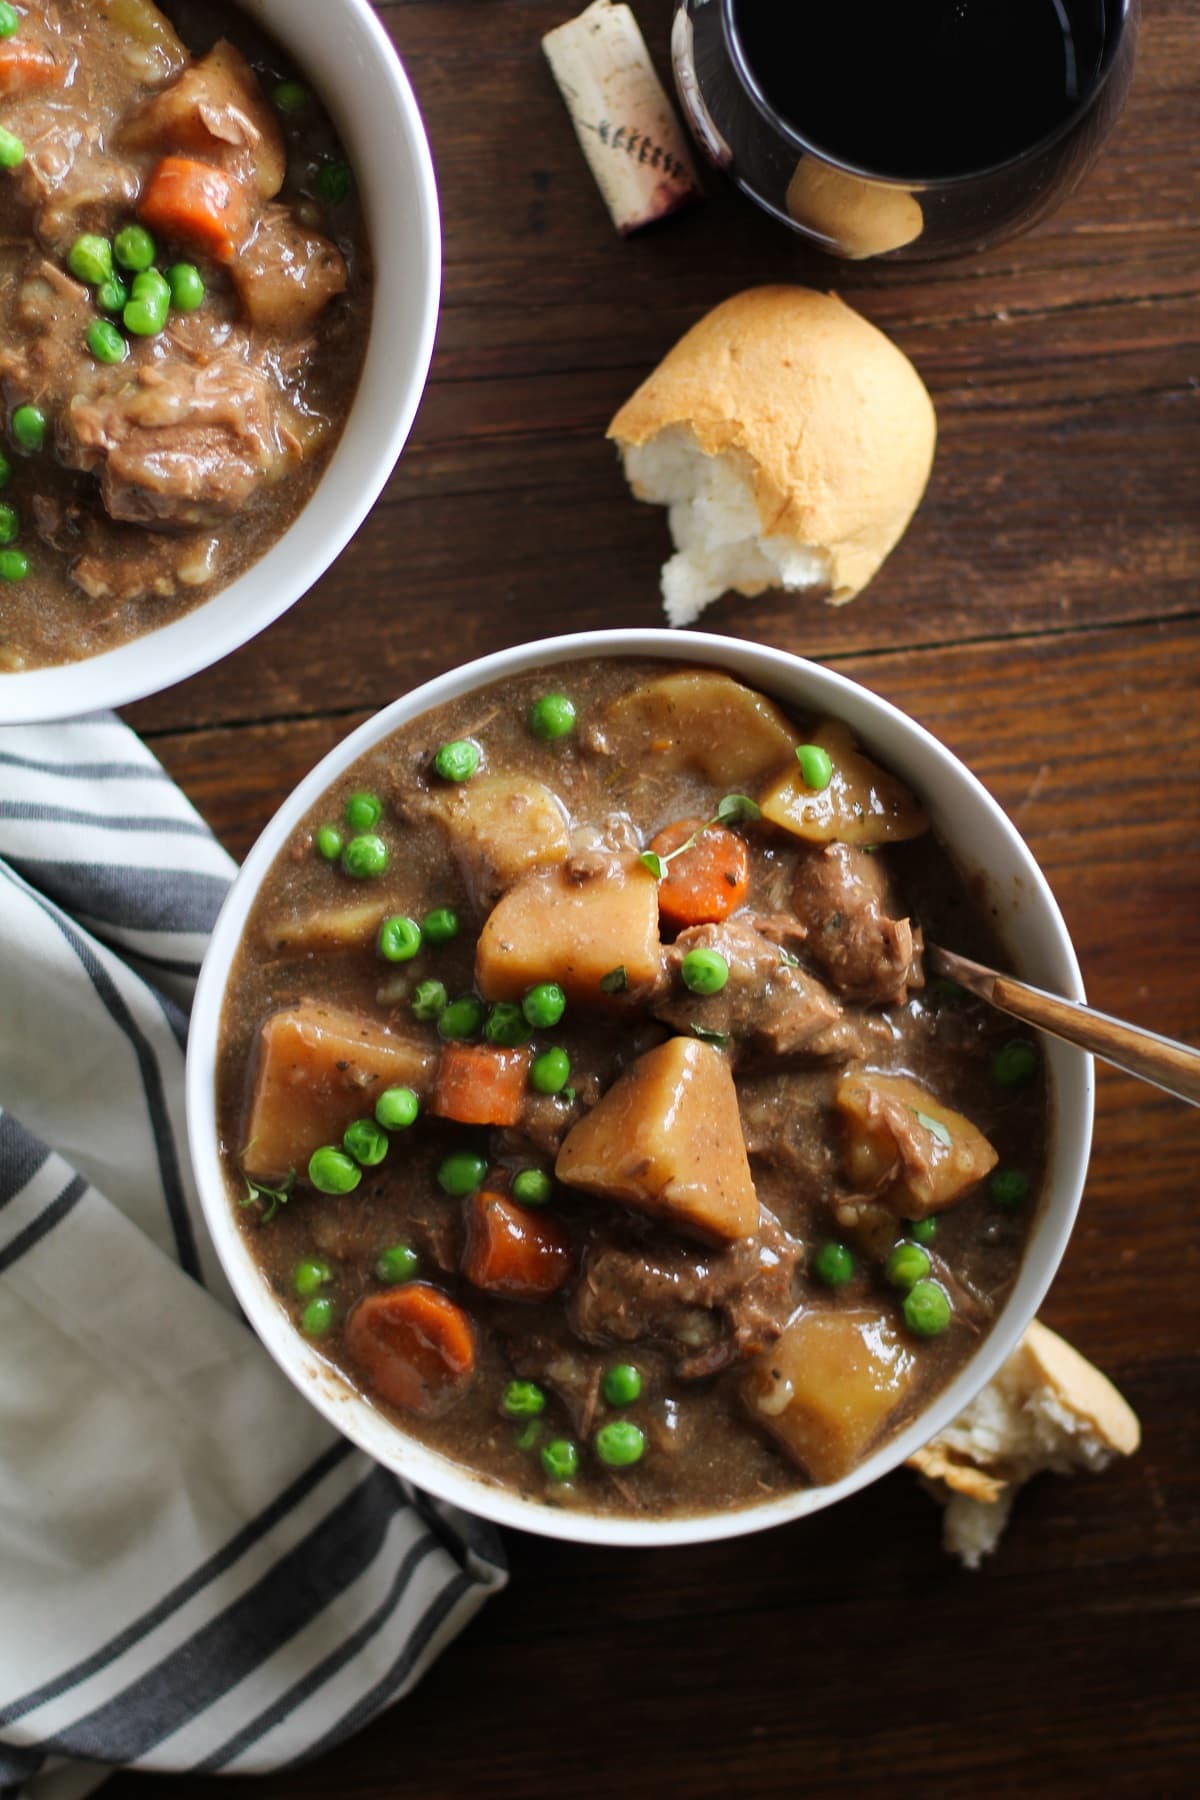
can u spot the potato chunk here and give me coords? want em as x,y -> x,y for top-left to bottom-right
760,720 -> 928,846
425,774 -> 570,911
835,1069 -> 998,1219
475,853 -> 662,1009
260,899 -> 388,955
242,1001 -> 436,1181
556,1037 -> 758,1243
121,40 -> 286,197
743,1308 -> 918,1484
100,0 -> 190,84
604,671 -> 797,788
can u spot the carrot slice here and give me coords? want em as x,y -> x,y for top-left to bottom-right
650,818 -> 751,930
344,1285 -> 476,1417
462,1191 -> 573,1301
138,156 -> 251,261
0,39 -> 68,96
431,1043 -> 530,1128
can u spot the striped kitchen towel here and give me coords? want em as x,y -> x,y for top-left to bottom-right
0,716 -> 506,1800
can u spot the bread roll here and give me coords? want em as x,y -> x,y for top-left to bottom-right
607,286 -> 936,625
909,1320 -> 1141,1569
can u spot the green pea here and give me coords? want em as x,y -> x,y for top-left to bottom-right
680,947 -> 729,996
0,548 -> 28,581
273,78 -> 311,115
530,1046 -> 570,1095
511,1167 -> 553,1207
301,1296 -> 335,1336
908,1217 -> 938,1245
992,1039 -> 1039,1088
166,262 -> 205,313
123,269 -> 170,336
422,906 -> 459,944
67,233 -> 114,286
341,833 -> 388,878
0,502 -> 18,546
603,1363 -> 642,1406
0,126 -> 23,171
343,1117 -> 389,1167
813,1240 -> 855,1287
374,1086 -> 420,1131
345,790 -> 382,830
86,319 -> 128,365
436,1148 -> 488,1197
438,995 -> 485,1040
989,1168 -> 1031,1210
795,744 -> 834,790
315,824 -> 343,861
522,982 -> 566,1029
293,1257 -> 332,1297
375,1242 -> 419,1283
12,405 -> 46,452
885,1241 -> 932,1291
0,7 -> 17,42
513,1421 -> 541,1452
0,451 -> 10,488
307,1146 -> 362,1194
540,1438 -> 579,1483
594,1420 -> 645,1468
501,1380 -> 546,1419
904,1278 -> 953,1337
528,692 -> 577,741
378,914 -> 422,962
484,1002 -> 532,1048
434,739 -> 480,783
411,979 -> 448,1022
96,276 -> 130,315
113,224 -> 156,272
316,158 -> 353,204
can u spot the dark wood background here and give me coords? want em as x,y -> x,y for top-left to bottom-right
110,1 -> 1200,1794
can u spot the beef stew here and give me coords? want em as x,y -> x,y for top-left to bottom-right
0,0 -> 371,671
217,660 -> 1048,1517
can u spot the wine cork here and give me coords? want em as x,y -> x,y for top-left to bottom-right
543,1 -> 702,235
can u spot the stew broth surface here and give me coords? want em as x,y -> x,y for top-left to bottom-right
217,659 -> 1046,1518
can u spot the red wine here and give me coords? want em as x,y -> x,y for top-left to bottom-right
733,0 -> 1110,180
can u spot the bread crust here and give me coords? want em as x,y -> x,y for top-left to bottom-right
909,1319 -> 1141,1502
607,286 -> 937,603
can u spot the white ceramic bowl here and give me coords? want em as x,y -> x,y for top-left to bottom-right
1,0 -> 440,724
188,629 -> 1093,1546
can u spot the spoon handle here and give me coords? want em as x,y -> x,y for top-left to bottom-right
928,946 -> 1200,1107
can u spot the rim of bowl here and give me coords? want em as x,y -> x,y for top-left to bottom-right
188,628 -> 1093,1547
0,0 -> 441,723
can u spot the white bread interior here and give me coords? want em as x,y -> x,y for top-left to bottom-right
608,287 -> 937,626
909,1320 -> 1141,1569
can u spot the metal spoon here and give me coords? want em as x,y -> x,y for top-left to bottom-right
927,945 -> 1200,1107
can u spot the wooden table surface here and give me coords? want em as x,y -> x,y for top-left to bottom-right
110,2 -> 1200,1795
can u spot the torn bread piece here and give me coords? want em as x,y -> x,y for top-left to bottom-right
909,1320 -> 1141,1569
607,286 -> 936,625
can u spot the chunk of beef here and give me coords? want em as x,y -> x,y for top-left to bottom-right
501,1331 -> 602,1436
0,259 -> 92,406
737,1069 -> 840,1193
568,1208 -> 801,1379
792,843 -> 923,1006
231,206 -> 348,335
61,352 -> 282,527
655,914 -> 849,1060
